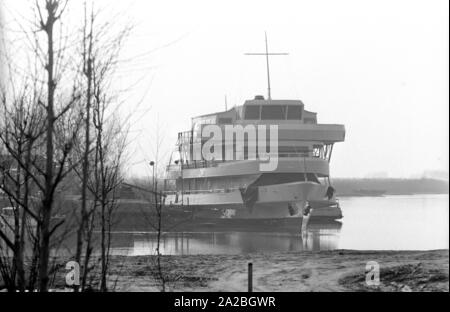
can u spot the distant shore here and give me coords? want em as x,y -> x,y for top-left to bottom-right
333,178 -> 448,197
108,249 -> 448,292
337,192 -> 448,197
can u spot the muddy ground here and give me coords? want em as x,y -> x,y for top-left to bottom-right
106,249 -> 448,292
1,249 -> 447,292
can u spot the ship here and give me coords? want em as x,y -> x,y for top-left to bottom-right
162,34 -> 345,224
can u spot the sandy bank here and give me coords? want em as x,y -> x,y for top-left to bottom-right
108,249 -> 448,292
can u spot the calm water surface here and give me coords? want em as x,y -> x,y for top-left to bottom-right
109,194 -> 449,255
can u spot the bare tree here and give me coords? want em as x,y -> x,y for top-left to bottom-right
0,0 -> 84,291
0,83 -> 44,291
70,2 -> 130,292
35,0 -> 84,292
152,190 -> 167,291
0,0 -> 131,292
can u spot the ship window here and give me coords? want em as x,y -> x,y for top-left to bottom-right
287,105 -> 302,120
304,117 -> 316,124
261,105 -> 286,120
218,117 -> 232,124
244,106 -> 260,120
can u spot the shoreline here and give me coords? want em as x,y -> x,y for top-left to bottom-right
107,249 -> 449,292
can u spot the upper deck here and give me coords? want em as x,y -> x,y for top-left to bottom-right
185,96 -> 345,145
167,96 -> 345,175
192,97 -> 318,128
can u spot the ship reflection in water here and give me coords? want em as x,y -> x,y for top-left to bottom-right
107,195 -> 449,255
109,222 -> 342,256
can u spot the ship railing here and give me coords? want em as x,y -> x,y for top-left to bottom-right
166,159 -> 222,171
164,188 -> 241,195
176,130 -> 193,145
166,153 -> 325,171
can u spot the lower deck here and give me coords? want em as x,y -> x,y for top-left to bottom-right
164,181 -> 342,220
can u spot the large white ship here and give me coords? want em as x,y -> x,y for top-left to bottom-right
163,36 -> 345,222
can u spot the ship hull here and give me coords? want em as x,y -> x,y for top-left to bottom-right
164,181 -> 343,220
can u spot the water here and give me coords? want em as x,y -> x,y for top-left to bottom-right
109,194 -> 449,255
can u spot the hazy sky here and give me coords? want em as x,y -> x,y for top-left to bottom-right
2,0 -> 449,179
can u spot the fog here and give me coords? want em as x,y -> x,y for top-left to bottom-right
2,0 -> 449,178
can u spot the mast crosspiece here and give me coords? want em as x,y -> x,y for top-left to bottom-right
245,32 -> 288,100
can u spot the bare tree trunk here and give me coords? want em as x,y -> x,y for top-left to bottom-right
76,4 -> 94,266
21,139 -> 33,291
12,143 -> 22,291
100,203 -> 106,291
15,139 -> 30,291
151,190 -> 165,292
98,127 -> 107,291
28,223 -> 40,291
81,206 -> 95,290
39,1 -> 56,292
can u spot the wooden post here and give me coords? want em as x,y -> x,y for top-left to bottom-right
248,262 -> 253,292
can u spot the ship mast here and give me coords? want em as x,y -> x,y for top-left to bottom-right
245,32 -> 288,100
